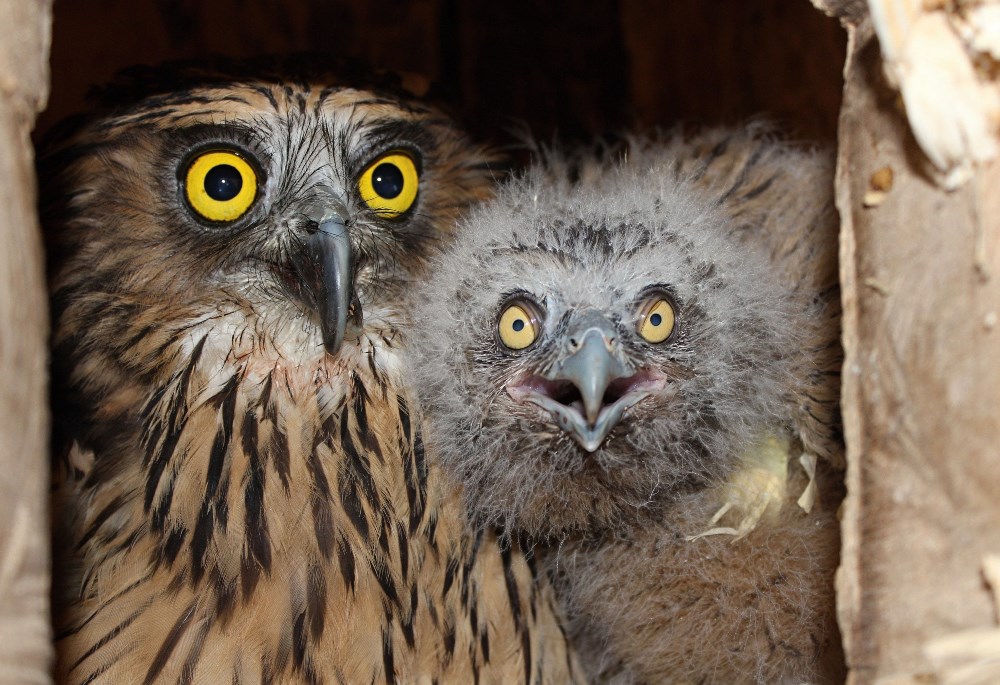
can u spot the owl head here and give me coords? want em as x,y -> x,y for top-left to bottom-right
410,142 -> 812,537
41,57 -> 497,438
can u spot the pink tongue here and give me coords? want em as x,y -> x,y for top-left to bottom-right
509,370 -> 663,409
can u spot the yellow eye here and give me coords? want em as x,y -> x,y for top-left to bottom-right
183,150 -> 258,223
498,302 -> 540,350
358,151 -> 419,219
637,295 -> 676,343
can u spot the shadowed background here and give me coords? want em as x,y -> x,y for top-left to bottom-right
41,0 -> 845,145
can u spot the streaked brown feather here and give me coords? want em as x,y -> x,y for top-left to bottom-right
46,63 -> 581,685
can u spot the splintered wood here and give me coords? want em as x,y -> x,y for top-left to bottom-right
831,2 -> 1000,684
0,0 -> 53,683
869,0 -> 1000,188
873,556 -> 1000,685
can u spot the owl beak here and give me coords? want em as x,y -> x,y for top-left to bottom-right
543,327 -> 653,451
556,328 -> 630,426
290,216 -> 354,355
508,315 -> 667,452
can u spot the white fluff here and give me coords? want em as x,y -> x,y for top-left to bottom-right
408,124 -> 843,684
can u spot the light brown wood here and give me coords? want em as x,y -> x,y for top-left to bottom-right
833,5 -> 1000,684
0,0 -> 53,682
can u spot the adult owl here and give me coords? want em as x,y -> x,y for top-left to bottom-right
410,126 -> 844,684
42,58 -> 581,684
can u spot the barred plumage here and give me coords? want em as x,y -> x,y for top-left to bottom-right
410,125 -> 843,684
44,59 -> 581,685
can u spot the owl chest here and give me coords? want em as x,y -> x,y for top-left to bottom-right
60,346 -> 474,682
58,350 -> 580,684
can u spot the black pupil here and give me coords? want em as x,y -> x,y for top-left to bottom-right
204,164 -> 243,201
372,162 -> 405,199
512,319 -> 525,332
650,313 -> 663,326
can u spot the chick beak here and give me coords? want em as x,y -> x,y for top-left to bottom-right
548,326 -> 660,451
508,315 -> 671,452
556,329 -> 625,425
509,314 -> 644,451
290,217 -> 355,355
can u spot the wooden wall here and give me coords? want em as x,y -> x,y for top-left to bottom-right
0,1 -> 52,683
829,2 -> 1000,683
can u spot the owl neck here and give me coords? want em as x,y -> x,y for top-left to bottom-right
131,328 -> 433,587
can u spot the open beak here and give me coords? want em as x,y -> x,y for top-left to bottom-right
290,216 -> 355,355
507,313 -> 668,452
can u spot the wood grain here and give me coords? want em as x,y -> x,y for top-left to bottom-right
0,0 -> 53,682
836,9 -> 1000,684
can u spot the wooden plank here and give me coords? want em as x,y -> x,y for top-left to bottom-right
833,6 -> 1000,684
0,0 -> 53,682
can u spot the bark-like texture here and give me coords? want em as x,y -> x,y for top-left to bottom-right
0,0 -> 53,682
835,8 -> 1000,684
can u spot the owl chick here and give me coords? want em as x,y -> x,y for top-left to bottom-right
409,126 -> 844,684
43,58 -> 581,685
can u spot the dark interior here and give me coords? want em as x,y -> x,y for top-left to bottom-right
40,1 -> 845,150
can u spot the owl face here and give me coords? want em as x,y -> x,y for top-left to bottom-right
411,157 -> 804,535
44,66 -> 493,385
